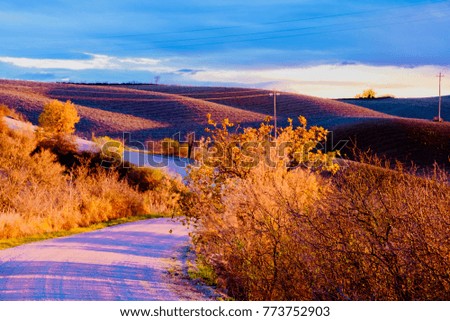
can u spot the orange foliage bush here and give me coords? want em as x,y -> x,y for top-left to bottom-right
317,159 -> 450,300
0,105 -> 181,239
184,116 -> 450,300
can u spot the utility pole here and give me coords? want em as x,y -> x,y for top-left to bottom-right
269,91 -> 280,138
437,72 -> 444,122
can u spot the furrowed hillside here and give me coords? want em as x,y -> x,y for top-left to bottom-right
0,80 -> 448,167
333,118 -> 450,167
120,84 -> 450,167
0,80 -> 394,139
0,80 -> 266,141
120,83 -> 394,129
0,80 -> 166,140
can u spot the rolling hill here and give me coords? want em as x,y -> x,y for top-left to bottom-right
0,80 -> 393,140
119,83 -> 393,129
0,79 -> 448,168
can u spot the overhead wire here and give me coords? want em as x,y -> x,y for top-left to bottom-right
12,1 -> 448,58
133,8 -> 450,50
99,0 -> 448,39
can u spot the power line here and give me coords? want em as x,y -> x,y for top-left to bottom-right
124,7 -> 448,47
145,20 -> 364,45
98,0 -> 448,39
131,10 -> 450,50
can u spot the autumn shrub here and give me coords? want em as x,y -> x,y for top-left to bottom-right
0,105 -> 182,239
0,126 -> 74,237
36,100 -> 81,156
314,158 -> 450,300
183,115 -> 338,300
193,165 -> 332,300
93,135 -> 124,166
38,99 -> 80,135
184,115 -> 449,300
73,168 -> 143,226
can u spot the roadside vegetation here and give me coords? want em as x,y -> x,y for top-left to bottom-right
0,104 -> 183,244
183,115 -> 450,300
2,94 -> 449,300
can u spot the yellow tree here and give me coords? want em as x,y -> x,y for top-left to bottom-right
356,88 -> 376,99
38,100 -> 80,135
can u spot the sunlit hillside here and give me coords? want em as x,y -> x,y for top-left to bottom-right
0,79 -> 448,168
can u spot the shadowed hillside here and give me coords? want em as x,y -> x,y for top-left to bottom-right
338,96 -> 449,121
333,118 -> 450,167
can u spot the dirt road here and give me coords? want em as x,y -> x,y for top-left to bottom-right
0,218 -> 210,300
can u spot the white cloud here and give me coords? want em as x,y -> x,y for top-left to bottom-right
0,54 -> 172,73
191,64 -> 450,98
1,53 -> 448,98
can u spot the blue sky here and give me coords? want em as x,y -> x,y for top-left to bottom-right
0,0 -> 449,97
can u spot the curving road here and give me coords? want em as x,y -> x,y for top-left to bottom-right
0,218 -> 210,301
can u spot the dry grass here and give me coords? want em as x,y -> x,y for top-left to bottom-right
312,158 -> 450,300
191,155 -> 450,301
0,213 -> 162,250
0,116 -> 182,240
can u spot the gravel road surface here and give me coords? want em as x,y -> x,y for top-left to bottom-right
0,218 -> 210,300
